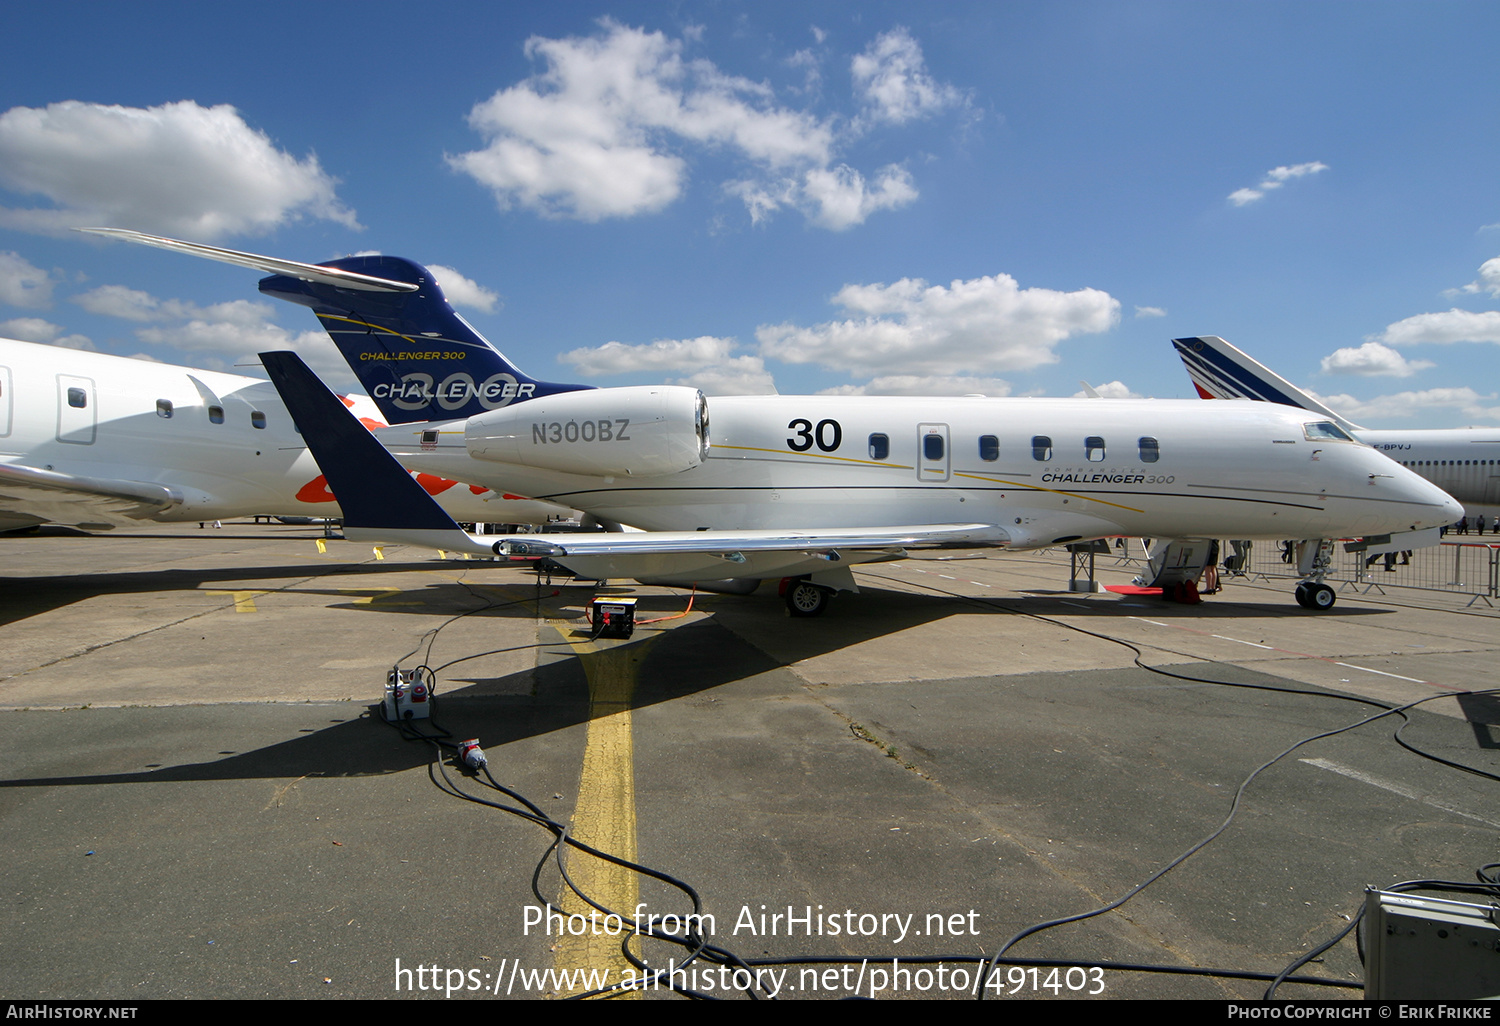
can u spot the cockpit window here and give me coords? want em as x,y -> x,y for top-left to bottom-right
1303,421 -> 1354,442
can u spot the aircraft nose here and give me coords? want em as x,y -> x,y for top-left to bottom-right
1395,467 -> 1463,528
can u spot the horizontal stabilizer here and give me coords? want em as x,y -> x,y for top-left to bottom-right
84,227 -> 592,424
76,228 -> 418,292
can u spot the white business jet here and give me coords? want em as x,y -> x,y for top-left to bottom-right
1175,334 -> 1500,512
0,336 -> 567,532
86,229 -> 1460,613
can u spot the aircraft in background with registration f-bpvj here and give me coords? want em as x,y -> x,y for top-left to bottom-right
1175,334 -> 1500,513
0,335 -> 569,533
87,229 -> 1463,613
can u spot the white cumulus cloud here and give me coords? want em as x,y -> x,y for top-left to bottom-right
1134,305 -> 1166,319
74,283 -> 354,387
1074,380 -> 1141,398
1228,161 -> 1328,207
0,100 -> 358,240
0,251 -> 54,308
1318,340 -> 1433,377
1445,256 -> 1500,298
450,20 -> 951,230
1307,386 -> 1500,422
669,356 -> 776,395
851,28 -> 965,127
800,164 -> 917,231
756,273 -> 1120,379
450,21 -> 830,221
819,374 -> 1013,396
1373,309 -> 1500,346
559,334 -> 775,395
426,265 -> 500,313
561,335 -> 736,376
0,316 -> 93,350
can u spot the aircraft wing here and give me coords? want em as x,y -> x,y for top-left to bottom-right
0,462 -> 180,531
257,350 -> 1008,580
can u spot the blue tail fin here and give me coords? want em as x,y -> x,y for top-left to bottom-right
260,256 -> 591,425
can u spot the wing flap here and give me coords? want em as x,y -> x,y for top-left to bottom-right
0,463 -> 181,529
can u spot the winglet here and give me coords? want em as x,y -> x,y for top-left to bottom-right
257,351 -> 493,555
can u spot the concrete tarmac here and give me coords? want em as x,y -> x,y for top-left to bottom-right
1,523 -> 1496,1000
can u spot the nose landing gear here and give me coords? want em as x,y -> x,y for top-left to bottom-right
1294,580 -> 1337,610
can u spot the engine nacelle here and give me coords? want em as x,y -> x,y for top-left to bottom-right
465,385 -> 709,477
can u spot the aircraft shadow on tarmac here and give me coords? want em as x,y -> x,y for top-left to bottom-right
0,572 -> 1456,798
0,561 -> 468,626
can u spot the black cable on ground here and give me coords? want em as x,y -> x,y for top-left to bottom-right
861,566 -> 1500,998
380,560 -> 1498,999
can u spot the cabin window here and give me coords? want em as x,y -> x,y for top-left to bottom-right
251,411 -> 267,430
67,387 -> 87,409
208,405 -> 224,424
1031,435 -> 1052,461
1085,436 -> 1106,462
868,433 -> 889,460
923,433 -> 945,461
979,435 -> 999,462
1139,436 -> 1160,463
156,399 -> 173,419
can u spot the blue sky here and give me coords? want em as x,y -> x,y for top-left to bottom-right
2,1 -> 1498,427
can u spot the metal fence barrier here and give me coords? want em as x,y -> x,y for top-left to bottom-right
1038,537 -> 1500,608
1232,539 -> 1500,607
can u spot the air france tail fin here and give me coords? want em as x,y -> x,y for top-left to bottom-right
78,228 -> 592,425
1171,335 -> 1365,432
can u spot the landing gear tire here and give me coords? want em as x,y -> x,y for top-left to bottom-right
1295,582 -> 1336,610
784,579 -> 832,617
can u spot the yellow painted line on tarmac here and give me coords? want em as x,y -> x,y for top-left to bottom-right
551,632 -> 656,997
204,590 -> 269,613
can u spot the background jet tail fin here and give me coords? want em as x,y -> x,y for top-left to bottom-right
79,227 -> 591,425
259,255 -> 591,425
1172,335 -> 1365,432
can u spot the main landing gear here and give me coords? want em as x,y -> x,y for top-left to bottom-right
1294,580 -> 1337,610
782,577 -> 834,617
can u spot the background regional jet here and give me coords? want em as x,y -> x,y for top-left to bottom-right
0,336 -> 567,533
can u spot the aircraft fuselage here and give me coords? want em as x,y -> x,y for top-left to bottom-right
374,395 -> 1460,547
